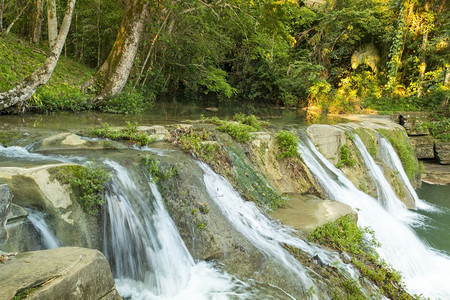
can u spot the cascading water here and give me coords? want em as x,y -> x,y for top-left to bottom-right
26,209 -> 60,249
103,160 -> 255,300
352,135 -> 412,219
198,161 -> 361,299
298,137 -> 450,299
378,135 -> 437,212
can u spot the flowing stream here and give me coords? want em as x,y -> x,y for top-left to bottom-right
198,161 -> 362,299
26,209 -> 60,249
298,137 -> 450,299
103,160 -> 256,300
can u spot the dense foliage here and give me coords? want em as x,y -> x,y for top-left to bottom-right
0,0 -> 448,113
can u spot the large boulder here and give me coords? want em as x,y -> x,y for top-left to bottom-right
435,142 -> 450,165
0,165 -> 102,252
0,247 -> 121,300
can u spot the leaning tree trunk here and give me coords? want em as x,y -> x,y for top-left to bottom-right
90,0 -> 148,105
0,0 -> 76,111
47,0 -> 58,48
33,0 -> 44,44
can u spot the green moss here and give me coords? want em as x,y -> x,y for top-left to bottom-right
336,144 -> 356,168
144,157 -> 179,182
12,286 -> 39,300
48,163 -> 111,216
170,127 -> 221,163
354,129 -> 378,158
222,138 -> 286,210
378,129 -> 419,183
308,215 -> 414,299
88,122 -> 154,146
277,130 -> 300,159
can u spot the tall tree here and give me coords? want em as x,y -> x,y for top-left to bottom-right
0,0 -> 76,112
33,0 -> 44,44
89,0 -> 149,104
47,0 -> 58,48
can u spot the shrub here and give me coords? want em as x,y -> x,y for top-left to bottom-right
49,163 -> 111,216
336,144 -> 356,168
277,130 -> 299,159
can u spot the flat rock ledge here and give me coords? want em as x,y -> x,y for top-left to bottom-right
0,247 -> 121,300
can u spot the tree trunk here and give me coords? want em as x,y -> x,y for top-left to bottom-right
3,0 -> 32,36
33,0 -> 44,44
47,0 -> 58,48
0,0 -> 4,33
90,0 -> 149,105
0,0 -> 76,112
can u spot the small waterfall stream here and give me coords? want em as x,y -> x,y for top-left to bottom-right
299,137 -> 450,298
103,160 -> 253,300
198,161 -> 361,299
27,209 -> 60,249
378,136 -> 438,212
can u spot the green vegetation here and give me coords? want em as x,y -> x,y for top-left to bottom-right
12,286 -> 40,300
424,115 -> 450,142
277,130 -> 300,159
0,35 -> 93,112
88,122 -> 154,146
308,215 -> 413,299
144,157 -> 179,182
170,126 -> 221,162
353,129 -> 378,158
99,85 -> 148,114
2,0 -> 448,114
203,114 -> 267,143
378,129 -> 419,183
217,122 -> 256,143
49,163 -> 111,216
336,144 -> 357,168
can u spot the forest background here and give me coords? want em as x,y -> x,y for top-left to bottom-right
0,0 -> 448,117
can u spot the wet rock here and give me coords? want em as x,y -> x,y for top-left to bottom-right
0,165 -> 101,252
0,247 -> 121,300
137,125 -> 170,142
0,184 -> 13,245
271,194 -> 357,234
435,142 -> 450,165
410,135 -> 435,159
307,124 -> 346,164
421,162 -> 450,185
36,132 -> 125,151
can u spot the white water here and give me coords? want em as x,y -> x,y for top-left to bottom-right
378,136 -> 438,212
27,209 -> 60,249
299,138 -> 450,299
103,160 -> 254,300
352,135 -> 414,220
198,161 -> 363,299
0,145 -> 56,161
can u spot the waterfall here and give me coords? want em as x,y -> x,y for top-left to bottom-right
378,136 -> 437,212
352,135 -> 412,218
103,160 -> 253,300
27,209 -> 60,249
198,161 -> 361,299
298,138 -> 450,299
